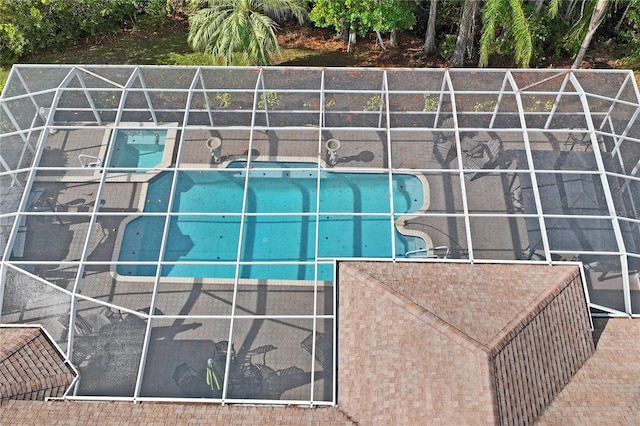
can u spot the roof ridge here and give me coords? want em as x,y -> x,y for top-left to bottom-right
486,267 -> 580,354
0,327 -> 41,363
341,263 -> 489,354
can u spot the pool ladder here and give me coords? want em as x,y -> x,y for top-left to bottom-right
405,246 -> 449,259
78,154 -> 102,168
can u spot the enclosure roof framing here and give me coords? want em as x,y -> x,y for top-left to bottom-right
2,65 -> 640,405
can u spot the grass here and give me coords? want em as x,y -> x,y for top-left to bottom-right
0,68 -> 9,92
0,24 -> 338,93
3,22 -> 636,94
25,29 -> 213,66
0,27 -> 219,93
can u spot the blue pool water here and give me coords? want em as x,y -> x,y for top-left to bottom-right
109,129 -> 166,169
118,162 -> 426,280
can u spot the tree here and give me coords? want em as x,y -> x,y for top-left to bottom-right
614,0 -> 635,32
308,0 -> 358,51
478,0 -> 533,68
534,0 -> 559,16
363,0 -> 416,49
572,0 -> 609,68
450,0 -> 480,67
187,0 -> 306,66
423,0 -> 438,54
309,0 -> 416,52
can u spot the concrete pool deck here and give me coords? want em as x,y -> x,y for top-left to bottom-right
6,123 -> 637,403
23,125 -> 620,262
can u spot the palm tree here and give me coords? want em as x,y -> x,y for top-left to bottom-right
572,0 -> 609,68
187,0 -> 306,66
450,0 -> 480,67
478,0 -> 533,68
423,0 -> 438,55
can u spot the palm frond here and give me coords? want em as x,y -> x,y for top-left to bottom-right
479,0 -> 504,67
188,0 -> 294,65
548,0 -> 559,18
507,0 -> 533,67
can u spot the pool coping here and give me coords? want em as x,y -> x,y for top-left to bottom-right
96,122 -> 178,183
394,173 -> 433,253
110,159 -> 432,286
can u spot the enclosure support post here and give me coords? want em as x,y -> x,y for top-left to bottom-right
76,70 -> 103,126
507,70 -> 553,263
383,70 -> 396,260
571,72 -> 632,315
219,68 -> 265,404
259,73 -> 270,128
0,102 -> 28,146
378,77 -> 385,129
489,74 -> 510,129
319,69 -> 326,129
311,69 -> 327,405
0,150 -> 22,188
445,70 -> 475,261
433,75 -> 448,127
543,72 -> 570,130
197,69 -> 215,127
137,71 -> 158,125
597,72 -> 632,133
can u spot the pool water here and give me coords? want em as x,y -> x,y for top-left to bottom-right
109,129 -> 166,170
118,162 -> 426,280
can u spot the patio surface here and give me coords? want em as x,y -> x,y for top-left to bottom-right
3,123 -> 639,401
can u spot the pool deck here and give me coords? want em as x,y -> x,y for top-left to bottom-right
4,124 -> 634,401
18,126 -> 631,295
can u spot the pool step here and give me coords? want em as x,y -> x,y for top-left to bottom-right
234,170 -> 319,179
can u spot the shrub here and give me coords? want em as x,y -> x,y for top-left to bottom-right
0,0 -> 171,65
438,34 -> 457,60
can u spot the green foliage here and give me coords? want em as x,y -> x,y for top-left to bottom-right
214,92 -> 231,108
438,34 -> 457,60
422,94 -> 438,112
188,0 -> 306,65
616,0 -> 640,57
363,95 -> 382,111
309,0 -> 416,37
258,92 -> 280,109
479,0 -> 533,67
523,97 -> 554,112
473,100 -> 496,112
0,68 -> 9,94
0,23 -> 26,64
134,0 -> 172,31
547,0 -> 559,19
561,10 -> 593,56
528,12 -> 552,63
0,0 -> 171,65
325,97 -> 336,109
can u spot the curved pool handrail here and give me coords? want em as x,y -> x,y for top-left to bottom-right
78,154 -> 102,168
405,246 -> 449,259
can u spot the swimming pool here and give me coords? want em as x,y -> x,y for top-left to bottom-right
117,162 -> 427,281
109,129 -> 167,170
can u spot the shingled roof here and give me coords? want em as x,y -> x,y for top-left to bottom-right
0,326 -> 75,403
337,262 -> 594,425
3,263 -> 640,425
1,317 -> 639,425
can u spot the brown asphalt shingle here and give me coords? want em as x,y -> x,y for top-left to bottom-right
0,326 -> 75,403
2,265 -> 639,425
347,262 -> 582,348
536,317 -> 640,425
337,262 -> 593,425
0,400 -> 354,425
